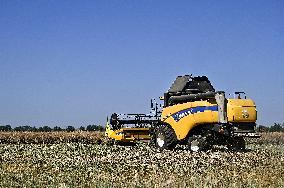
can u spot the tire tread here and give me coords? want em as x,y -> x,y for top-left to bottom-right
156,124 -> 177,150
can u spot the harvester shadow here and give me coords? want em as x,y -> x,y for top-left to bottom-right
115,141 -> 137,146
174,145 -> 252,153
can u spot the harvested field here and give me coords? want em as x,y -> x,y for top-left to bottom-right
0,132 -> 283,187
247,132 -> 284,145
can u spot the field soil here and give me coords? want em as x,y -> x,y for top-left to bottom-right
0,132 -> 283,187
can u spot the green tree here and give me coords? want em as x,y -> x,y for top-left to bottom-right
14,125 -> 34,132
66,126 -> 75,132
79,126 -> 85,131
86,124 -> 104,131
53,126 -> 62,131
0,125 -> 12,131
31,126 -> 38,132
269,123 -> 283,132
97,125 -> 104,131
258,125 -> 269,132
86,125 -> 96,131
38,126 -> 52,132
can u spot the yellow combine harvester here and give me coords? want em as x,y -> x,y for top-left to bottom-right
105,75 -> 260,151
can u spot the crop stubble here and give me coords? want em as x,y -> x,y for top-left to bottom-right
0,132 -> 283,187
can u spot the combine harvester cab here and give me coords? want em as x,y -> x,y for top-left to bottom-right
106,75 -> 260,151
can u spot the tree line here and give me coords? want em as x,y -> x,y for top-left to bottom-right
258,123 -> 284,132
0,123 -> 283,132
0,125 -> 104,132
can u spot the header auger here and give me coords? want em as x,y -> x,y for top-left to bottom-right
105,75 -> 260,151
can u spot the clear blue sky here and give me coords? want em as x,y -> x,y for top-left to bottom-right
0,1 -> 283,127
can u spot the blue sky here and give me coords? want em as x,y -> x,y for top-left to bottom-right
0,1 -> 283,127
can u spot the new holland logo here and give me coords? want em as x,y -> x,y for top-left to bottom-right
242,109 -> 250,119
172,109 -> 193,122
172,106 -> 218,122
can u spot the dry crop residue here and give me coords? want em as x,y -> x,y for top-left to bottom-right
0,132 -> 283,187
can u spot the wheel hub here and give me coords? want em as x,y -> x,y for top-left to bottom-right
190,139 -> 200,152
156,133 -> 165,147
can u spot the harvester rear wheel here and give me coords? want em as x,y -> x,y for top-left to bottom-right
187,135 -> 211,152
155,124 -> 177,150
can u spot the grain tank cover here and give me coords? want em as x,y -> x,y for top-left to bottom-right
168,75 -> 215,94
163,75 -> 216,107
168,75 -> 191,93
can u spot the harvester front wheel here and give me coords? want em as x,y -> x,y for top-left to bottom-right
155,124 -> 177,150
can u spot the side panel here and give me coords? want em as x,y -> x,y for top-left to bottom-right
161,101 -> 219,140
227,99 -> 257,123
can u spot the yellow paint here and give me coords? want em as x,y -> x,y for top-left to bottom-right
161,99 -> 257,140
106,98 -> 257,142
161,101 -> 218,140
105,121 -> 150,142
227,99 -> 257,122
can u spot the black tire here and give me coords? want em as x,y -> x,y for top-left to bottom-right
155,124 -> 177,150
188,135 -> 212,152
227,137 -> 246,151
149,127 -> 157,146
